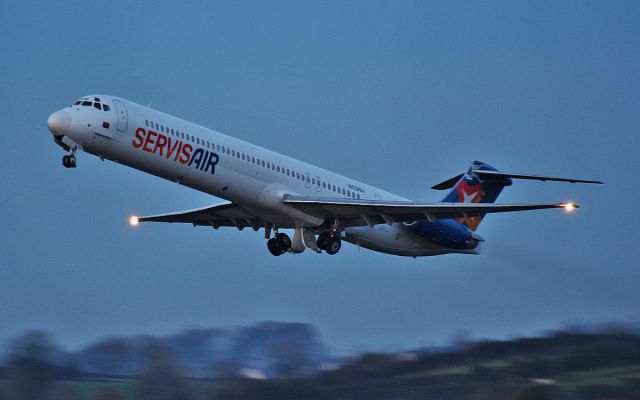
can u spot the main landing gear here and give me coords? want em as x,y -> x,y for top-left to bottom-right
267,232 -> 292,256
316,231 -> 341,255
265,226 -> 342,256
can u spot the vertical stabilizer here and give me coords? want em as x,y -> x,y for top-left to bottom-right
441,161 -> 512,231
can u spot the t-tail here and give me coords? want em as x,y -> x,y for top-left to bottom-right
432,161 -> 603,231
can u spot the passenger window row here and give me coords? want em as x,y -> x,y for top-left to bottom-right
144,119 -> 361,200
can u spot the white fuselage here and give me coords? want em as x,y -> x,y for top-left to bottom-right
48,95 -> 478,257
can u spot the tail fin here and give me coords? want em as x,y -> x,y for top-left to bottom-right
441,161 -> 512,231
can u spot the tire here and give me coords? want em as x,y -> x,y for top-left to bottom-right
267,238 -> 283,256
62,155 -> 70,168
276,233 -> 291,251
316,232 -> 331,250
325,237 -> 341,255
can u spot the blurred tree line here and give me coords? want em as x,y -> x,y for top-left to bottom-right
1,326 -> 640,399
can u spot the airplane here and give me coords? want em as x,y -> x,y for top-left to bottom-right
47,95 -> 602,257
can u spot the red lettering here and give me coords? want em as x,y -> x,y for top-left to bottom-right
142,130 -> 157,153
179,143 -> 193,164
166,138 -> 180,159
132,128 -> 146,148
154,133 -> 168,157
174,142 -> 183,161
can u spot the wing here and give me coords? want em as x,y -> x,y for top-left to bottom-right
136,202 -> 267,231
282,195 -> 576,227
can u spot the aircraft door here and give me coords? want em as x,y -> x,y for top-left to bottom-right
113,100 -> 128,133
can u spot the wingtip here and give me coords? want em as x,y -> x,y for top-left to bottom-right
560,202 -> 580,211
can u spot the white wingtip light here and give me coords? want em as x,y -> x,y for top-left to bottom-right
563,202 -> 577,212
129,216 -> 140,226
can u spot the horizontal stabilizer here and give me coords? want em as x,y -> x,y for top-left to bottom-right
473,170 -> 603,185
432,169 -> 603,190
431,173 -> 464,190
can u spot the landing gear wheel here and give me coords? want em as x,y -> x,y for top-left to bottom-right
325,236 -> 341,255
267,233 -> 292,256
316,232 -> 331,251
267,238 -> 283,256
276,233 -> 291,251
62,155 -> 77,168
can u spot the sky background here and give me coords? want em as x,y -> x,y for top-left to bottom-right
0,1 -> 638,355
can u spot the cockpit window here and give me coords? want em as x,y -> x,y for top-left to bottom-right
103,104 -> 110,111
74,101 -> 81,105
81,101 -> 92,106
94,97 -> 101,102
93,103 -> 102,110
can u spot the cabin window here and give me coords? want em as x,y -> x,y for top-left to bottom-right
221,146 -> 225,153
322,182 -> 326,189
155,123 -> 159,130
231,150 -> 235,157
312,178 -> 315,185
145,120 -> 149,127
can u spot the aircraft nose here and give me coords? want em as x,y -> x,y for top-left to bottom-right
47,110 -> 71,136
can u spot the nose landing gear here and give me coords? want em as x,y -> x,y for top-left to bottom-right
62,146 -> 78,168
62,154 -> 77,168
